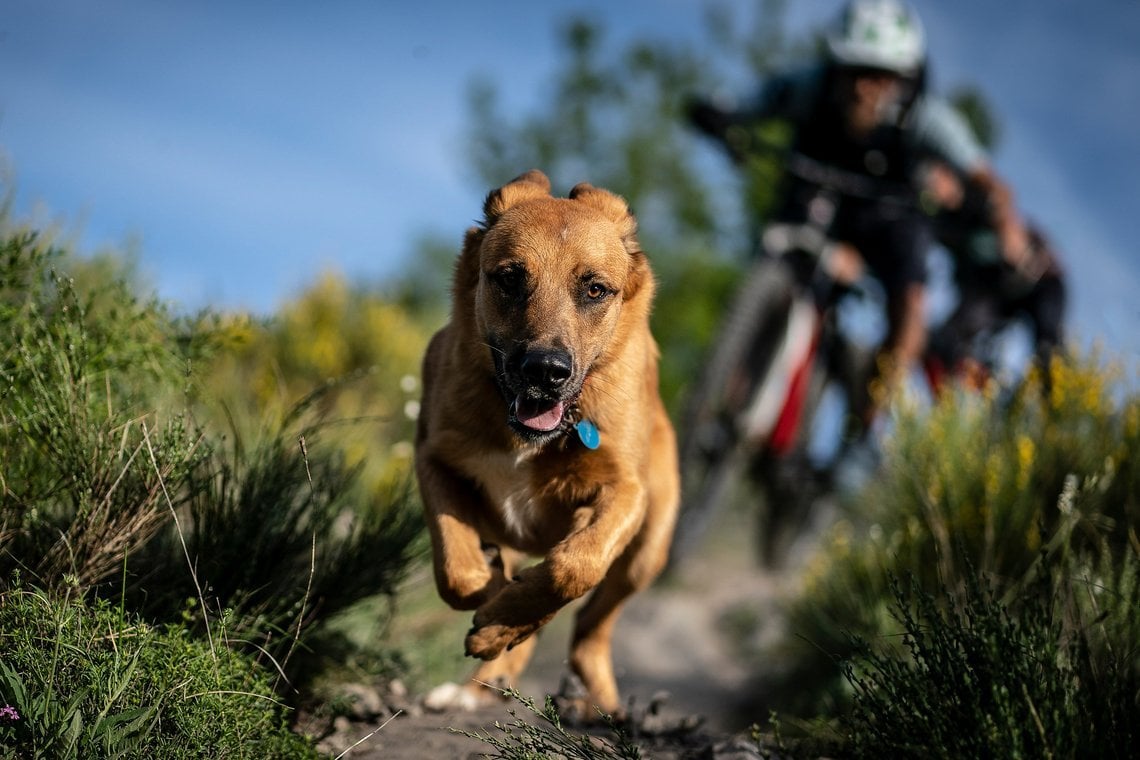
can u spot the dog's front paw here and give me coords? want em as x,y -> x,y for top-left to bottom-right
465,578 -> 559,659
464,621 -> 533,661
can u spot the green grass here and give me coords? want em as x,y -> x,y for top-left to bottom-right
458,689 -> 644,760
0,584 -> 319,759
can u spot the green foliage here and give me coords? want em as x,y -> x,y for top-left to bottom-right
774,354 -> 1140,716
0,218 -> 426,700
0,585 -> 318,759
842,561 -> 1140,759
0,227 -> 206,591
461,689 -> 643,760
467,18 -> 716,239
125,396 -> 425,678
948,86 -> 1002,151
194,270 -> 430,492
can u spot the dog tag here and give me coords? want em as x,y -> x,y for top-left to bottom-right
575,420 -> 600,450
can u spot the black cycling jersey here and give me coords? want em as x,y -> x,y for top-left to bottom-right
775,64 -> 929,300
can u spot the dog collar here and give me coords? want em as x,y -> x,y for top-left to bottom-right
575,419 -> 600,450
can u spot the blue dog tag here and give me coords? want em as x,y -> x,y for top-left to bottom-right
575,419 -> 600,450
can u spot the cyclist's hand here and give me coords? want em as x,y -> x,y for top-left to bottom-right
999,221 -> 1031,269
1001,246 -> 1050,296
824,242 -> 866,286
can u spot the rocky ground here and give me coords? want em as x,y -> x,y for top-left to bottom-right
300,502 -> 834,759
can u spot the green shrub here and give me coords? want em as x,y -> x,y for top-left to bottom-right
194,271 -> 431,493
770,354 -> 1140,715
0,585 -> 319,759
0,220 -> 425,696
124,397 -> 425,679
842,556 -> 1140,759
461,689 -> 643,760
0,227 -> 204,591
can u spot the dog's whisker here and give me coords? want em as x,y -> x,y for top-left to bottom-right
583,382 -> 635,412
478,340 -> 507,358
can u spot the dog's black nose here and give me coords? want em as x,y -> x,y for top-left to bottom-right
520,349 -> 572,390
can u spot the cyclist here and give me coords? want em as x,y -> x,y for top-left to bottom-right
921,160 -> 1067,390
687,0 -> 1031,425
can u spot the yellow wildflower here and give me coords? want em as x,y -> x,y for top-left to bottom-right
1016,434 -> 1035,490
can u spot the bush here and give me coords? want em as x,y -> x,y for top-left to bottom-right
0,585 -> 319,759
461,689 -> 644,760
124,396 -> 425,678
0,220 -> 426,697
842,556 -> 1140,759
0,227 -> 204,591
195,271 -> 431,493
770,355 -> 1140,715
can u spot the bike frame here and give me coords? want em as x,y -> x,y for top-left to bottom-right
670,148 -> 918,568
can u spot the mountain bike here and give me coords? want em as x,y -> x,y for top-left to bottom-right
669,149 -> 917,569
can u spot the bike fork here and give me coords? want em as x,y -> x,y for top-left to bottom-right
740,297 -> 821,452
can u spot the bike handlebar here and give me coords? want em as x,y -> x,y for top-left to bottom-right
686,98 -> 917,208
780,150 -> 915,208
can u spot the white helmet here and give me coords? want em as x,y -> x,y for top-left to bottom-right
826,0 -> 926,76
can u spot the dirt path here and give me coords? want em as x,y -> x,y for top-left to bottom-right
319,504 -> 818,758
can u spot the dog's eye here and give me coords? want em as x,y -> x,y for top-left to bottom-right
489,266 -> 526,295
585,282 -> 610,301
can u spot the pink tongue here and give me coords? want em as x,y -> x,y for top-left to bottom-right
515,399 -> 565,432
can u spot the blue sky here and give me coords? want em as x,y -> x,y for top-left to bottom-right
2,0 -> 1138,362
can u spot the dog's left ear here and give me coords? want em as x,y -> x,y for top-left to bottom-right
569,183 -> 648,298
568,183 -> 638,248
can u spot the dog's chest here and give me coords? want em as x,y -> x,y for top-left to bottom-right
463,448 -> 567,547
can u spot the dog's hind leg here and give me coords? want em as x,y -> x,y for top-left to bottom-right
471,633 -> 540,694
469,546 -> 540,694
422,635 -> 540,712
566,574 -> 630,720
566,512 -> 673,721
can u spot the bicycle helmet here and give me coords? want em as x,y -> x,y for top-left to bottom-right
826,0 -> 926,77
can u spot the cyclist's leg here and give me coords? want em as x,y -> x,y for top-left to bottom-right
833,202 -> 929,425
1031,273 -> 1066,357
949,279 -> 1006,381
1024,271 -> 1067,387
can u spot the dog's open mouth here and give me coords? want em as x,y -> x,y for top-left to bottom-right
510,397 -> 566,433
489,341 -> 582,440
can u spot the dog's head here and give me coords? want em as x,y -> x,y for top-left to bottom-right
458,169 -> 650,445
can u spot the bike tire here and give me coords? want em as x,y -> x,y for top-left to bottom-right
671,257 -> 797,565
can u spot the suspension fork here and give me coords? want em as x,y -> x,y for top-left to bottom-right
739,294 -> 822,452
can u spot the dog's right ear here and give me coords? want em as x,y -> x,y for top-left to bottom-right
457,171 -> 551,296
482,170 -> 552,228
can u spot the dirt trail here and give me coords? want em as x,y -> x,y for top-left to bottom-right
321,504 -> 815,759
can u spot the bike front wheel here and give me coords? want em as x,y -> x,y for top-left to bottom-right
670,257 -> 797,566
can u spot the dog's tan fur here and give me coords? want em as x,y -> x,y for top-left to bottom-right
414,170 -> 679,717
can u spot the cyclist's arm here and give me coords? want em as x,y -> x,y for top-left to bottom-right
688,66 -> 821,143
911,97 -> 1030,267
888,281 -> 927,376
965,165 -> 1030,269
736,66 -> 821,122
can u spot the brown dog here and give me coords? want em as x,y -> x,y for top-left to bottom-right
414,170 -> 679,718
